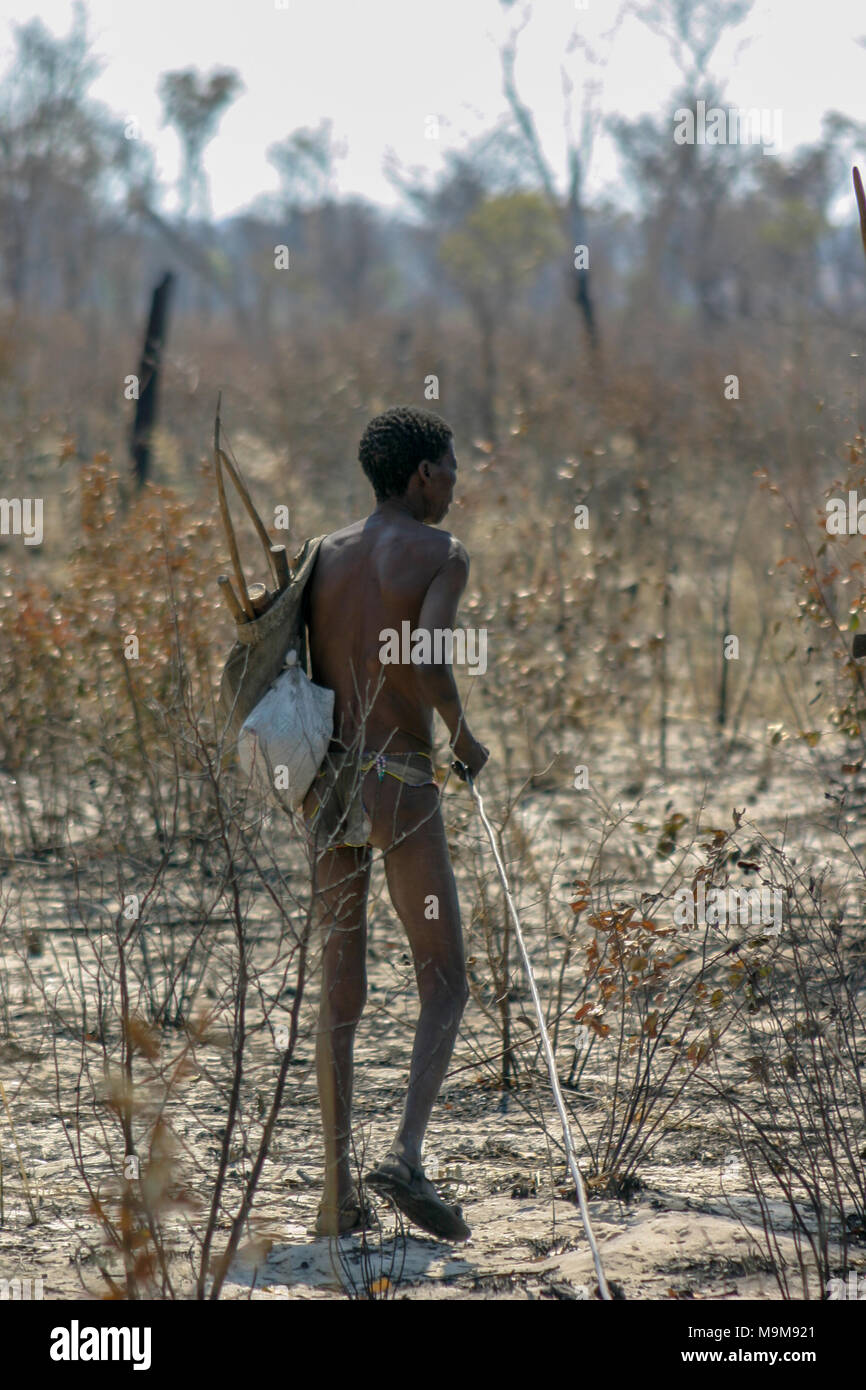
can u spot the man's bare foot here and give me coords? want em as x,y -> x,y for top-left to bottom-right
365,1151 -> 471,1242
312,1187 -> 375,1238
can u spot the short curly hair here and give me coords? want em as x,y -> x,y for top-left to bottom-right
358,406 -> 453,501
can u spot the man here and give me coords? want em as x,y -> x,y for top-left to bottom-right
302,405 -> 488,1240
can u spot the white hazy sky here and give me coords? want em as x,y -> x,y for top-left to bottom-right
2,0 -> 864,217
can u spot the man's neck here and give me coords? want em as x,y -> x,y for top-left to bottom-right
375,496 -> 425,524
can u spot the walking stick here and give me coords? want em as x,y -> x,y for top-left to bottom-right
454,763 -> 613,1301
851,170 -> 866,659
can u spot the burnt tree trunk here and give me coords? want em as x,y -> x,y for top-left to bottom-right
566,148 -> 601,359
130,271 -> 175,488
568,193 -> 599,355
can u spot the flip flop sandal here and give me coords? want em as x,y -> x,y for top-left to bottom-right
364,1152 -> 471,1243
312,1189 -> 376,1238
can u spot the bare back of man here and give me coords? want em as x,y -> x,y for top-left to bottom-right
301,408 -> 488,1241
308,510 -> 456,757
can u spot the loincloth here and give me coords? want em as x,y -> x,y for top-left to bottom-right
304,742 -> 437,849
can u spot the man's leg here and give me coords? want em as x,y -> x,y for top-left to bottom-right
312,842 -> 371,1223
369,777 -> 469,1170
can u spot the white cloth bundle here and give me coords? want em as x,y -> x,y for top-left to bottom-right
237,651 -> 334,811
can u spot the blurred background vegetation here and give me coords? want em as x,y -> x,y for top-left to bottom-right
3,0 -> 866,798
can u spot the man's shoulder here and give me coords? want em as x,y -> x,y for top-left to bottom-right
431,530 -> 469,573
311,521 -> 364,565
443,531 -> 468,563
320,520 -> 365,547
398,525 -> 469,581
316,519 -> 467,582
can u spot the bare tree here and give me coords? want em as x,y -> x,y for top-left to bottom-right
498,0 -> 631,360
632,0 -> 754,88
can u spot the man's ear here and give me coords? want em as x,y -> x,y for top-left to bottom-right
420,460 -> 431,481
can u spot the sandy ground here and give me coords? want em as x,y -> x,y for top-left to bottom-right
0,718 -> 863,1300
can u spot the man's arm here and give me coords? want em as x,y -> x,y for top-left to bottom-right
415,540 -> 488,776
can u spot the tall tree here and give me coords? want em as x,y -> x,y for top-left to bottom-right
267,119 -> 346,212
0,0 -> 148,309
440,192 -> 559,441
158,67 -> 242,221
611,0 -> 757,328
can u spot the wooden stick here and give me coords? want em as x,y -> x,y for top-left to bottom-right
248,582 -> 272,616
465,780 -> 612,1301
215,397 -> 254,619
217,446 -> 281,589
217,574 -> 246,623
855,167 -> 866,264
270,544 -> 291,591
